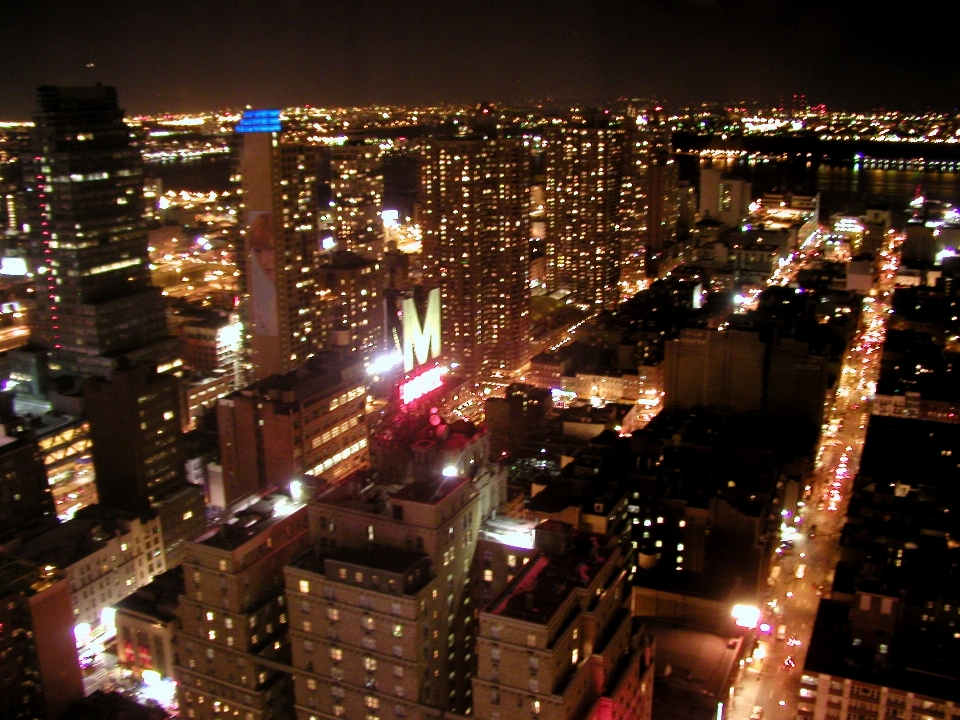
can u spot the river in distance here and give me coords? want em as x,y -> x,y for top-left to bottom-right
150,153 -> 960,228
680,154 -> 960,226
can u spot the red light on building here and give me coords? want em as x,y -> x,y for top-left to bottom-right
399,366 -> 446,405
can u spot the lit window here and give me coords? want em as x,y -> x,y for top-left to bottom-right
532,700 -> 541,715
183,511 -> 194,521
507,555 -> 517,567
393,624 -> 404,637
330,647 -> 343,661
327,607 -> 340,622
299,580 -> 310,594
483,569 -> 493,582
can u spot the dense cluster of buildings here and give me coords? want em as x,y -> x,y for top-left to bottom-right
0,83 -> 958,720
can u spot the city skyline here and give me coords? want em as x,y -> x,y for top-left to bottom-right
1,0 -> 959,119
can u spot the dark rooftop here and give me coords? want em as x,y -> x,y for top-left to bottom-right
488,531 -> 613,624
805,600 -> 960,702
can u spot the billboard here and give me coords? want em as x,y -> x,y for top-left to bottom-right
401,287 -> 442,372
248,210 -> 279,339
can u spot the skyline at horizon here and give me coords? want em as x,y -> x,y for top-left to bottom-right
2,0 -> 959,119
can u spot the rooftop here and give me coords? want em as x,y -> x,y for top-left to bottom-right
14,505 -> 154,570
114,567 -> 184,624
805,600 -> 960,702
193,494 -> 304,551
487,527 -> 613,624
0,553 -> 64,598
239,354 -> 364,409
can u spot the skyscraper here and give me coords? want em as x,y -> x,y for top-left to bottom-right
238,110 -> 328,380
329,142 -> 385,258
545,122 -> 624,310
617,127 -> 652,293
25,85 -> 177,378
644,155 -> 680,277
420,136 -> 531,377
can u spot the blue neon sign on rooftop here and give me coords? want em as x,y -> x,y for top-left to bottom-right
236,109 -> 282,133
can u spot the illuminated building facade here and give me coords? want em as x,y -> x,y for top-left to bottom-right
330,142 -> 385,258
34,415 -> 96,520
216,356 -> 368,508
115,566 -> 184,680
617,129 -> 651,292
0,555 -> 84,720
420,137 -> 531,377
317,250 -> 383,363
545,125 -> 624,310
174,494 -> 310,720
25,85 -> 177,378
292,460 -> 505,718
238,111 -> 328,380
13,504 -> 165,628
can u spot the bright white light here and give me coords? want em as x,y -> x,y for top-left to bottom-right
367,352 -> 403,376
74,623 -> 92,646
142,669 -> 162,687
321,236 -> 337,250
101,607 -> 117,638
290,480 -> 303,503
731,604 -> 761,629
218,321 -> 243,351
442,465 -> 458,478
380,209 -> 399,227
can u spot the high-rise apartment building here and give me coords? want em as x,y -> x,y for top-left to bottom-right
174,493 -> 310,720
85,362 -> 205,564
25,85 -> 177,378
617,128 -> 652,293
238,111 -> 328,380
317,251 -> 383,363
0,555 -> 84,720
216,356 -> 368,509
644,155 -> 680,277
545,122 -> 626,310
329,143 -> 384,258
420,136 -> 531,377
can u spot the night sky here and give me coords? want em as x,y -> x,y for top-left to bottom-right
2,0 -> 957,118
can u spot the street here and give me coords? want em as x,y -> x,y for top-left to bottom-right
726,231 -> 901,720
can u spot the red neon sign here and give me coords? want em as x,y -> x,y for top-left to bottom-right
400,366 -> 446,405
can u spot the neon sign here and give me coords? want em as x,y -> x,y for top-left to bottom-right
402,288 -> 442,372
400,366 -> 447,405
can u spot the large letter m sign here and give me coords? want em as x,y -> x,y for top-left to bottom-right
402,287 -> 442,372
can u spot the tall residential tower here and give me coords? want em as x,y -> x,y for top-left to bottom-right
420,136 -> 531,377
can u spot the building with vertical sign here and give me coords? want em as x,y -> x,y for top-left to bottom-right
237,109 -> 328,380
